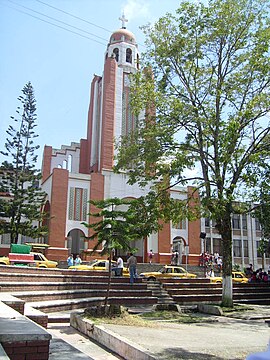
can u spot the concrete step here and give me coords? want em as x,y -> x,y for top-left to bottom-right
172,294 -> 222,305
0,272 -> 141,283
0,281 -> 147,292
12,288 -> 153,302
167,288 -> 222,295
27,296 -> 158,313
235,298 -> 270,305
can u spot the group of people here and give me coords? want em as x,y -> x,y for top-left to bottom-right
67,254 -> 82,267
245,264 -> 269,283
68,252 -> 138,284
113,253 -> 138,284
199,251 -> 223,272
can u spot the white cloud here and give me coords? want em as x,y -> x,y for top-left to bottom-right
121,0 -> 150,22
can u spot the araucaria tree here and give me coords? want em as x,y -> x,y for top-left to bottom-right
116,0 -> 270,306
0,82 -> 47,244
83,197 -> 159,306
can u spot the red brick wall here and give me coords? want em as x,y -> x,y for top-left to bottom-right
158,220 -> 171,263
79,138 -> 89,174
87,173 -> 105,251
2,340 -> 50,360
86,75 -> 102,173
100,58 -> 117,170
41,146 -> 52,182
188,186 -> 201,262
48,168 -> 69,249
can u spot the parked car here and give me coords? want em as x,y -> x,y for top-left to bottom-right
139,265 -> 197,281
0,252 -> 58,268
69,259 -> 129,276
210,271 -> 248,284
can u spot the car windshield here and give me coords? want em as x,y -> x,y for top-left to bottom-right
158,267 -> 166,274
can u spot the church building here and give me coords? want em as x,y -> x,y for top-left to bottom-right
40,17 -> 201,264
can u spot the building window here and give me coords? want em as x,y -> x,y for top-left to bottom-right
113,48 -> 119,62
255,218 -> 261,231
232,214 -> 241,229
233,239 -> 242,257
205,218 -> 210,227
126,48 -> 132,63
212,238 -> 222,254
68,187 -> 88,221
68,155 -> 72,172
0,233 -> 11,245
243,240 -> 248,257
242,214 -> 247,229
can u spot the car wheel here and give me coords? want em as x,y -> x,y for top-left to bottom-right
147,276 -> 156,281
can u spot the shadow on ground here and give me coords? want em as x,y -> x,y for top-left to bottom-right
155,347 -> 243,360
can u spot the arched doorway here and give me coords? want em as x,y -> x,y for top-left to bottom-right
67,229 -> 85,256
173,236 -> 187,265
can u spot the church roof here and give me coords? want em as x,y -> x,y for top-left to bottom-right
109,28 -> 136,45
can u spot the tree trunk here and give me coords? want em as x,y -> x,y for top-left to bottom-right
217,211 -> 233,307
104,251 -> 112,307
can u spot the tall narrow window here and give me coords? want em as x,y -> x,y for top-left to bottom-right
113,48 -> 119,62
68,154 -> 72,172
126,48 -> 132,63
68,187 -> 87,221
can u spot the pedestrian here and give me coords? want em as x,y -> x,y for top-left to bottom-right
75,254 -> 82,265
67,254 -> 74,267
170,250 -> 175,265
117,256 -> 124,276
127,252 -> 137,284
174,250 -> 179,265
217,257 -> 222,272
148,249 -> 154,264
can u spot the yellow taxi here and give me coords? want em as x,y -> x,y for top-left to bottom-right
69,259 -> 129,276
139,265 -> 197,281
210,271 -> 248,284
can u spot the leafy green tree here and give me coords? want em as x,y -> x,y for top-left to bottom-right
83,197 -> 160,306
0,82 -> 47,244
254,169 -> 270,268
115,0 -> 270,306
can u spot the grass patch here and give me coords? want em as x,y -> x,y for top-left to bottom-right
221,304 -> 254,313
84,309 -> 207,326
139,310 -> 207,323
84,309 -> 156,327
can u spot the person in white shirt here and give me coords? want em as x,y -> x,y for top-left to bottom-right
75,255 -> 82,265
117,256 -> 124,276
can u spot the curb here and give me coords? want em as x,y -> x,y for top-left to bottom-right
70,312 -> 156,360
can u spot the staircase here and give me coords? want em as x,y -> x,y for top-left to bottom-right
0,265 -> 158,327
146,280 -> 175,305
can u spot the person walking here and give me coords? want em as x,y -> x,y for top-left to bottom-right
117,256 -> 124,276
67,254 -> 74,267
127,252 -> 137,284
75,254 -> 82,266
148,250 -> 154,264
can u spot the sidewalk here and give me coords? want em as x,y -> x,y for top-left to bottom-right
47,323 -> 122,360
70,306 -> 270,360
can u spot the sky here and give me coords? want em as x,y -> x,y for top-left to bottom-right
0,0 -> 180,169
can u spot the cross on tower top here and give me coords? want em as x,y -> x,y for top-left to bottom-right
119,13 -> 128,29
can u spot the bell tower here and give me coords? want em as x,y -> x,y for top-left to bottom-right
85,16 -> 140,173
